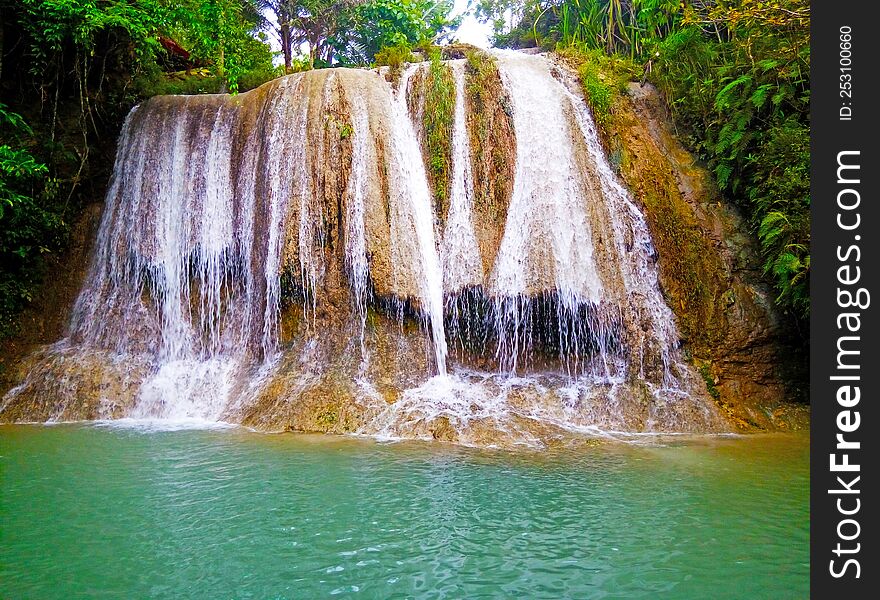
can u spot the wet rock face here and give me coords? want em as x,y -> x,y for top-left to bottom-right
3,51 -> 792,445
0,347 -> 150,422
600,81 -> 808,430
462,52 -> 516,278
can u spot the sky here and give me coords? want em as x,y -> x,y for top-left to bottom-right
451,0 -> 493,48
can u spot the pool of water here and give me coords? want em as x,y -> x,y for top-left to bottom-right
1,425 -> 808,598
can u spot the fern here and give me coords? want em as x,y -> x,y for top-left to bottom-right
750,83 -> 773,108
714,74 -> 753,110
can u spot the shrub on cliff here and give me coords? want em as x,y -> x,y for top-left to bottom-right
0,104 -> 60,337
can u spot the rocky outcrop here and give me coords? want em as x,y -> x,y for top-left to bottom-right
463,51 -> 516,280
594,79 -> 808,430
0,201 -> 104,402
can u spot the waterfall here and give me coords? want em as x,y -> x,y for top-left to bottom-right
440,62 -> 483,293
1,55 -> 727,440
489,51 -> 610,376
343,88 -> 371,344
387,65 -> 448,375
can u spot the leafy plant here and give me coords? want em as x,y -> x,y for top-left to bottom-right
652,1 -> 810,317
578,61 -> 613,126
421,48 -> 456,213
0,103 -> 60,337
334,0 -> 459,65
374,43 -> 415,69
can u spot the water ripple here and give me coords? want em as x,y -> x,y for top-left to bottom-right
1,425 -> 808,599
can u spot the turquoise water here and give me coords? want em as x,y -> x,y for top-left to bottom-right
1,425 -> 808,598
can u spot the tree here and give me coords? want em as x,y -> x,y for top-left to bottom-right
334,0 -> 459,65
0,103 -> 59,336
169,0 -> 274,91
260,0 -> 355,72
0,1 -> 275,335
291,0 -> 361,68
261,0 -> 457,69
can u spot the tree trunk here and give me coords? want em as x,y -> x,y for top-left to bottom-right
308,33 -> 319,69
280,21 -> 292,74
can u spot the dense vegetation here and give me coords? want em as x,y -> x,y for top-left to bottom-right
258,0 -> 456,69
484,0 -> 810,321
0,0 -> 276,337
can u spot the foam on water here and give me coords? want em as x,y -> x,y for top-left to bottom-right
93,417 -> 241,432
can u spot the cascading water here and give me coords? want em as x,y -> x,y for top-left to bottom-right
440,62 -> 483,293
0,53 -> 727,444
387,65 -> 448,375
489,52 -> 611,376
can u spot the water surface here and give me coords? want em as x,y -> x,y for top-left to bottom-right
1,426 -> 808,598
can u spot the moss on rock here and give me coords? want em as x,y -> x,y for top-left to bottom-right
421,52 -> 456,223
463,49 -> 516,277
557,49 -> 808,431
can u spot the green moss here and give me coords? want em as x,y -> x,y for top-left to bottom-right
421,49 -> 455,219
557,48 -> 638,132
464,49 -> 497,132
315,406 -> 339,428
637,184 -> 724,351
463,48 -> 515,219
698,363 -> 721,400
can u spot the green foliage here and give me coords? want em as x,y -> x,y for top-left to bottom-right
374,43 -> 415,69
481,0 -> 682,55
324,113 -> 354,142
18,0 -> 164,69
480,0 -> 551,49
133,67 -> 225,96
260,0 -> 349,70
231,61 -> 284,92
558,47 -> 635,128
578,64 -> 612,126
334,0 -> 459,65
556,0 -> 682,57
652,1 -> 810,317
0,104 -> 62,337
132,63 -> 282,98
751,119 -> 809,314
18,0 -> 275,92
421,49 -> 456,212
174,0 -> 274,92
